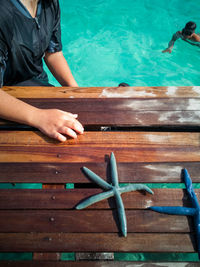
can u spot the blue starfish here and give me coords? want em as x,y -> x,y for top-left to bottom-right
149,168 -> 200,258
76,152 -> 153,237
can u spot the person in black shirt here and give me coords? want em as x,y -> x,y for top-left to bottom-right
0,0 -> 84,141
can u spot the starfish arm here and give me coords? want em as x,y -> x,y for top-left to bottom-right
76,190 -> 114,210
119,184 -> 154,195
149,206 -> 196,216
110,152 -> 119,187
194,212 -> 200,259
183,169 -> 200,209
82,167 -> 112,190
114,190 -> 127,237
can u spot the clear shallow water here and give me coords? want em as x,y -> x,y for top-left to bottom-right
46,0 -> 200,87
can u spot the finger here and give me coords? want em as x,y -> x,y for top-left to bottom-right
71,120 -> 84,134
61,127 -> 77,139
72,114 -> 78,118
63,117 -> 84,134
64,111 -> 78,118
69,113 -> 78,118
59,110 -> 78,118
54,132 -> 67,142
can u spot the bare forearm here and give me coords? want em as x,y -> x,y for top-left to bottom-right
44,51 -> 78,87
167,40 -> 174,49
0,89 -> 84,142
0,89 -> 39,127
162,32 -> 179,53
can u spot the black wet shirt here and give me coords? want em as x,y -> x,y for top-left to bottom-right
0,0 -> 62,86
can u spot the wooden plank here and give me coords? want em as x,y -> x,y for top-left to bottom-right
33,252 -> 60,261
1,131 -> 199,146
0,233 -> 196,252
19,98 -> 200,111
2,262 -> 200,267
0,210 -> 193,233
42,184 -> 66,191
1,98 -> 200,128
3,86 -> 200,98
0,189 -> 198,209
0,131 -> 200,163
0,162 -> 199,183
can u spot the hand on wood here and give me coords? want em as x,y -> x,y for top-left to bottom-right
33,109 -> 84,142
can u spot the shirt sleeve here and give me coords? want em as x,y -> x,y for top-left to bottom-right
46,0 -> 62,53
0,30 -> 8,88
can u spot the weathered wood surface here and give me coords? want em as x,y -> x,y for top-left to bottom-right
0,210 -> 193,233
3,86 -> 200,98
1,262 -> 200,267
1,97 -> 200,128
20,97 -> 200,111
1,87 -> 200,259
0,131 -> 200,163
0,233 -> 196,252
0,162 -> 199,183
0,189 -> 198,209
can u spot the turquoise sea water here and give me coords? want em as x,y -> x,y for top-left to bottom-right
46,0 -> 200,87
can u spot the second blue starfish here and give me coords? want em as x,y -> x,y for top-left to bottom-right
149,169 -> 200,258
76,152 -> 153,237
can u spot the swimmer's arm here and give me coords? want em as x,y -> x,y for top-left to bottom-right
193,33 -> 200,42
0,89 -> 84,142
44,51 -> 78,87
162,31 -> 181,53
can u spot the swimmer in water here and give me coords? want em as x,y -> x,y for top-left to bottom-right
162,21 -> 200,53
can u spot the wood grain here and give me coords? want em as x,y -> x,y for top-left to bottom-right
3,86 -> 200,98
1,97 -> 200,128
0,131 -> 200,163
0,233 -> 196,252
1,131 -> 199,146
0,162 -> 199,183
0,210 -> 193,233
20,98 -> 200,111
0,189 -> 198,209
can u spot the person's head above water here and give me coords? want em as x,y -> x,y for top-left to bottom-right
182,21 -> 196,37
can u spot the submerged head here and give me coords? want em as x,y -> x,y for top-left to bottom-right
118,82 -> 130,87
182,21 -> 196,37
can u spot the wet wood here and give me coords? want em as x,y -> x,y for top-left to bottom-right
0,162 -> 199,183
0,189 -> 198,210
0,233 -> 196,252
0,131 -> 200,163
2,262 -> 200,267
3,86 -> 200,98
1,97 -> 200,128
0,210 -> 193,233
